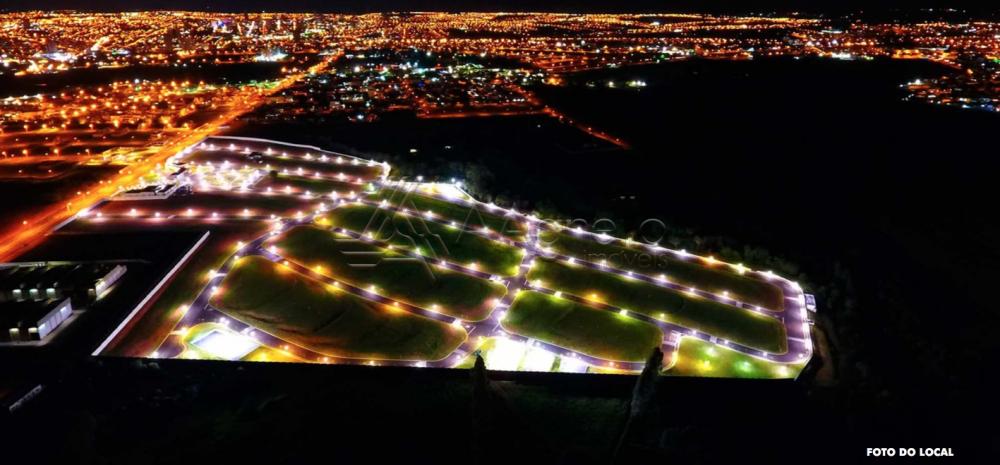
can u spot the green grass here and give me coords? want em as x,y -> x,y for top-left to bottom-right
373,188 -> 525,238
455,337 -> 563,372
274,225 -> 506,321
665,337 -> 803,379
454,337 -> 498,369
101,224 -> 271,357
211,256 -> 465,361
322,204 -> 524,277
179,323 -> 249,361
501,291 -> 663,362
527,258 -> 787,353
540,230 -> 785,311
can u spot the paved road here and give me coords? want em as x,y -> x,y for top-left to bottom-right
146,140 -> 811,373
370,181 -> 813,365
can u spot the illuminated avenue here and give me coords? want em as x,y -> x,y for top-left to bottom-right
1,12 -> 998,258
0,6 -> 996,462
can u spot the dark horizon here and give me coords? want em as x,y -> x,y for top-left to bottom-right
0,0 -> 995,17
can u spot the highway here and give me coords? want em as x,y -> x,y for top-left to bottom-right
0,56 -> 336,262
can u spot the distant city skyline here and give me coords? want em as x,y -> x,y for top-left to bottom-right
0,0 -> 994,15
0,5 -> 995,462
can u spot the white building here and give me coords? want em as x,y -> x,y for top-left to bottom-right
2,297 -> 72,342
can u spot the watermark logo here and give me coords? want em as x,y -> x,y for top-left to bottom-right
344,184 -> 681,279
866,448 -> 955,458
343,184 -> 520,279
546,218 -> 677,269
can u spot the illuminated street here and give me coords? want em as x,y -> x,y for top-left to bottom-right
1,4 -> 996,463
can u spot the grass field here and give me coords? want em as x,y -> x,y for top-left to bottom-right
211,256 -> 465,361
453,336 -> 595,373
241,346 -> 306,363
527,258 -> 787,353
586,366 -> 639,375
373,188 -> 526,238
540,230 -> 785,311
665,337 -> 803,379
454,336 -> 497,369
177,322 -> 301,362
177,323 -> 234,360
274,225 -> 506,321
322,204 -> 524,276
102,224 -> 271,357
501,291 -> 663,362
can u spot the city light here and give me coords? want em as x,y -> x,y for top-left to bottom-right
0,11 -> 843,382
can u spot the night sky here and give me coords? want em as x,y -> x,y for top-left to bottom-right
0,0 -> 993,16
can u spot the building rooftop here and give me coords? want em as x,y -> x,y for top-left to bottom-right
0,298 -> 69,328
0,262 -> 123,291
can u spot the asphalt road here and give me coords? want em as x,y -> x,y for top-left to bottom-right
95,138 -> 811,373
